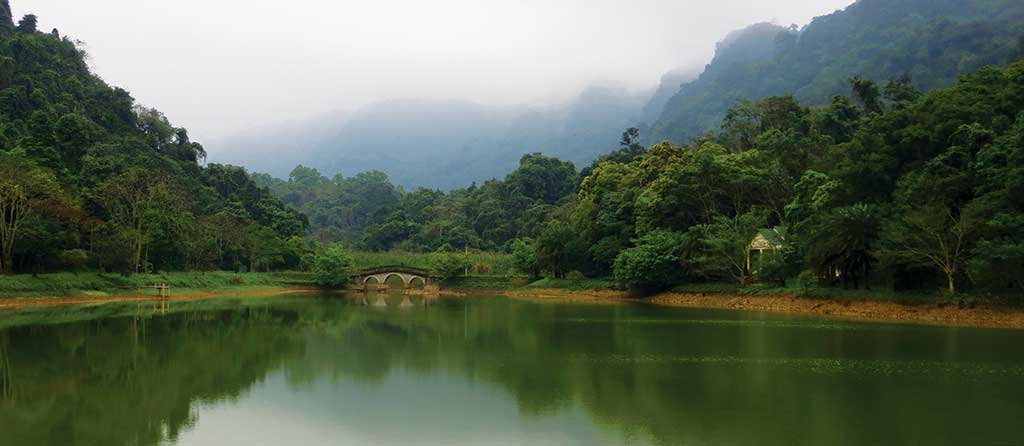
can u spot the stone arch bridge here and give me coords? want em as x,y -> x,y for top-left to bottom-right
353,266 -> 438,289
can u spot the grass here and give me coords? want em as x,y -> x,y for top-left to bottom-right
350,251 -> 515,276
526,277 -> 617,291
0,271 -> 313,299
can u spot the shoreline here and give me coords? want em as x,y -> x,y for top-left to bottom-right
2,280 -> 1023,330
503,288 -> 1024,330
0,287 -> 319,310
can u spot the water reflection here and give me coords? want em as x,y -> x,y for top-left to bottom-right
1,294 -> 1023,445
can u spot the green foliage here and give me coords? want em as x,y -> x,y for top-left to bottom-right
649,0 -> 1024,145
690,211 -> 766,284
432,252 -> 472,281
0,152 -> 63,273
0,12 -> 304,274
509,238 -> 539,279
311,245 -> 355,287
536,223 -> 587,279
804,204 -> 882,289
612,230 -> 688,290
755,247 -> 801,287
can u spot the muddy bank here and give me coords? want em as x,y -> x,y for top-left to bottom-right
508,288 -> 1024,329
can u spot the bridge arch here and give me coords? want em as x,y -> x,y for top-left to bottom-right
383,273 -> 408,288
353,266 -> 438,290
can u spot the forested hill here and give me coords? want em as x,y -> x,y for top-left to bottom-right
647,0 -> 1024,145
259,58 -> 1024,295
0,2 -> 307,274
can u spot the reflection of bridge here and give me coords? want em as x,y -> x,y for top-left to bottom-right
356,293 -> 439,308
353,266 -> 438,289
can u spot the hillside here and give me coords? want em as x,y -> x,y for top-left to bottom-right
0,2 -> 306,274
648,0 -> 1024,144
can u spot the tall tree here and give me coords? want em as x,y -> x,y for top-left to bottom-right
0,0 -> 12,32
15,14 -> 36,33
881,205 -> 978,294
0,155 -> 61,273
97,169 -> 186,273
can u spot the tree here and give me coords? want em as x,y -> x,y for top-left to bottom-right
849,76 -> 883,114
504,153 -> 577,205
0,155 -> 61,273
0,1 -> 12,32
612,230 -> 688,291
97,169 -> 186,273
536,223 -> 585,279
880,205 -> 978,295
691,210 -> 766,283
311,245 -> 355,287
884,74 -> 921,107
16,14 -> 36,33
432,252 -> 471,281
247,224 -> 288,272
509,238 -> 540,280
970,213 -> 1024,294
805,204 -> 881,289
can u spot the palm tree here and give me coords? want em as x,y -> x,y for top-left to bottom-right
806,203 -> 881,289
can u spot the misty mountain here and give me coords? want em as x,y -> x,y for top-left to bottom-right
648,0 -> 1024,145
213,85 -> 652,189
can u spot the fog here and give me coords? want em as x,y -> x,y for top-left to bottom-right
17,0 -> 852,148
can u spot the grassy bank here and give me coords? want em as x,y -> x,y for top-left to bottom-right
0,271 -> 313,299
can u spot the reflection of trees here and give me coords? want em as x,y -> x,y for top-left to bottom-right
3,297 -> 1024,445
286,298 -> 1024,445
0,307 -> 304,446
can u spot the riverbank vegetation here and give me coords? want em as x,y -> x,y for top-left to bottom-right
271,60 -> 1024,300
1,0 -> 1022,303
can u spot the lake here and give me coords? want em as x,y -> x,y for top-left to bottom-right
1,292 -> 1023,445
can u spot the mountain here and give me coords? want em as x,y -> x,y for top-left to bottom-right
213,85 -> 651,189
648,0 -> 1024,145
638,68 -> 701,126
0,2 -> 306,273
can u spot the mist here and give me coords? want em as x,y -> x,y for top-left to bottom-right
17,0 -> 852,147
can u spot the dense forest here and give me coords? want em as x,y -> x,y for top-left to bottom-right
0,4 -> 307,274
1,0 -> 1023,297
647,0 -> 1024,145
260,59 -> 1024,295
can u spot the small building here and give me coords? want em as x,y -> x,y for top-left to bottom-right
747,226 -> 787,272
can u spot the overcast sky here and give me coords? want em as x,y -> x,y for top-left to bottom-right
17,0 -> 852,145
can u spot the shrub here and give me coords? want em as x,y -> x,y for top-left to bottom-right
613,230 -> 688,291
509,238 -> 540,279
311,245 -> 356,287
433,252 -> 472,281
756,247 -> 802,286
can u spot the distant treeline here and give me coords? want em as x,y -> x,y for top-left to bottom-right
261,60 -> 1024,295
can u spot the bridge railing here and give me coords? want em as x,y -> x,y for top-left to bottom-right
353,265 -> 436,277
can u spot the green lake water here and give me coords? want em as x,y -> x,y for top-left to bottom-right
1,292 -> 1023,445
